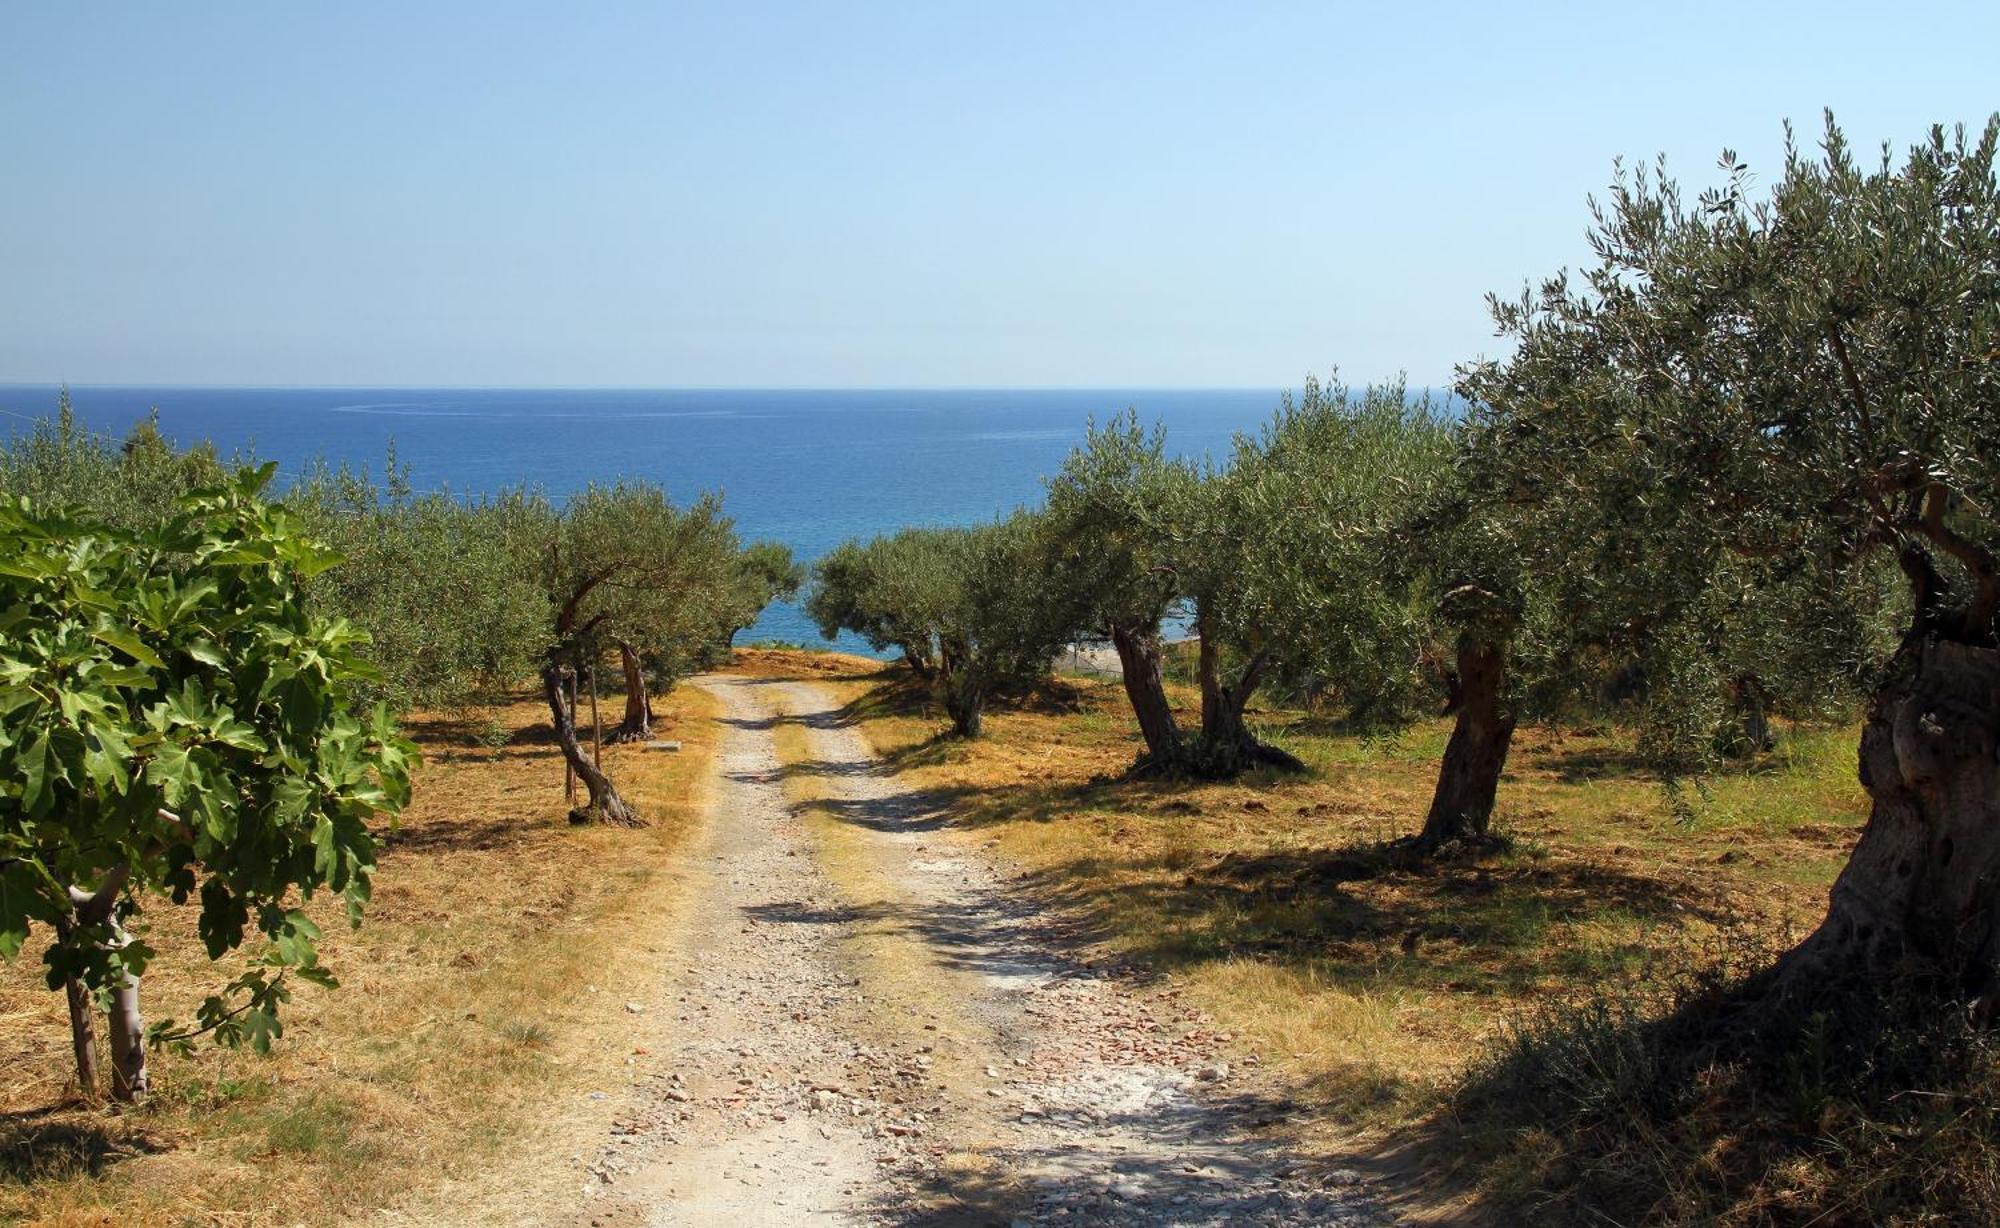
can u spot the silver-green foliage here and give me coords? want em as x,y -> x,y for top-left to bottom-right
1198,375 -> 1458,725
809,514 -> 1075,734
286,456 -> 552,710
1460,113 -> 1991,761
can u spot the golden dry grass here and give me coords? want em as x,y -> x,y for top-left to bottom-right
0,681 -> 720,1227
756,651 -> 1867,1150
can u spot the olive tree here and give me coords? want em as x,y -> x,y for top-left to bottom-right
287,458 -> 551,711
538,483 -> 741,819
712,541 -> 805,657
0,396 -> 231,531
807,532 -> 954,677
1041,414 -> 1189,768
0,468 -> 415,1100
1390,463 -> 1565,848
1177,378 -> 1459,775
810,516 -> 1074,737
934,513 -> 1080,737
1464,113 -> 1999,996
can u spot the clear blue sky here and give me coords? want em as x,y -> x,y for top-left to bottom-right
3,3 -> 1995,388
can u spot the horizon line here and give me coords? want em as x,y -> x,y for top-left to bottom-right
0,380 -> 1314,393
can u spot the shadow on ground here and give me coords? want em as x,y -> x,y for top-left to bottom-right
0,1107 -> 166,1185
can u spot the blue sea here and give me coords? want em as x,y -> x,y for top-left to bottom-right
0,386 -> 1284,651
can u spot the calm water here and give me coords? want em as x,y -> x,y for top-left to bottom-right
0,385 -> 1284,650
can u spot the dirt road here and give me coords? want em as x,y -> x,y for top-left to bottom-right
561,674 -> 1385,1227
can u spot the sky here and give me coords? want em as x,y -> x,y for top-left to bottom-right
2,3 -> 1996,389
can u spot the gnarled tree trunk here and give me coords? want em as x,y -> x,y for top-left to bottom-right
1194,634 -> 1303,774
944,689 -> 984,738
901,642 -> 935,682
610,639 -> 653,743
1109,623 -> 1182,768
1417,633 -> 1516,850
541,663 -> 643,826
934,641 -> 984,737
1775,638 -> 2000,999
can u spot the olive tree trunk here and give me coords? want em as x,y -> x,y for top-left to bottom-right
1416,634 -> 1516,850
1194,635 -> 1303,774
1730,672 -> 1775,755
1109,623 -> 1182,767
944,691 -> 984,737
1776,638 -> 2000,1000
934,642 -> 984,737
541,663 -> 643,826
610,639 -> 653,743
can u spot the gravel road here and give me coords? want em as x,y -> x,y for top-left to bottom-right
561,675 -> 1387,1228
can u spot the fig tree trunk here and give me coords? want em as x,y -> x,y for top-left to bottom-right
1775,637 -> 2000,1002
1109,623 -> 1182,767
106,907 -> 147,1102
54,919 -> 100,1098
1417,633 -> 1516,850
541,663 -> 643,826
1194,635 -> 1302,774
610,640 -> 652,743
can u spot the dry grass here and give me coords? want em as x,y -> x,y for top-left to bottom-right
0,681 -> 721,1227
749,651 -> 1867,1169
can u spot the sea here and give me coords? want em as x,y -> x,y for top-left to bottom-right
0,385 -> 1286,652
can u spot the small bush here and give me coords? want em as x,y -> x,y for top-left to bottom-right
476,717 -> 513,756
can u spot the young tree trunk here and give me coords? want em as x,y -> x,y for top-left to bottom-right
1416,634 -> 1516,850
54,918 -> 100,1099
1730,673 -> 1774,755
1774,637 -> 2000,1002
611,639 -> 654,742
1194,635 -> 1303,774
541,663 -> 643,826
106,907 -> 147,1102
1109,623 -> 1182,767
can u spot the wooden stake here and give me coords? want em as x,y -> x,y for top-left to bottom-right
563,666 -> 576,804
589,645 -> 603,769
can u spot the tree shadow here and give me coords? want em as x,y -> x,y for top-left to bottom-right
1435,950 -> 1997,1225
0,1106 -> 167,1183
397,712 -> 487,745
1540,744 -> 1653,784
378,814 -> 553,856
865,1091 -> 1384,1225
509,720 -> 564,747
793,720 -> 1745,1002
791,785 -> 970,836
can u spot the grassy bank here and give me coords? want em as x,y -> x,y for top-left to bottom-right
738,649 -> 1872,1217
0,683 -> 720,1227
